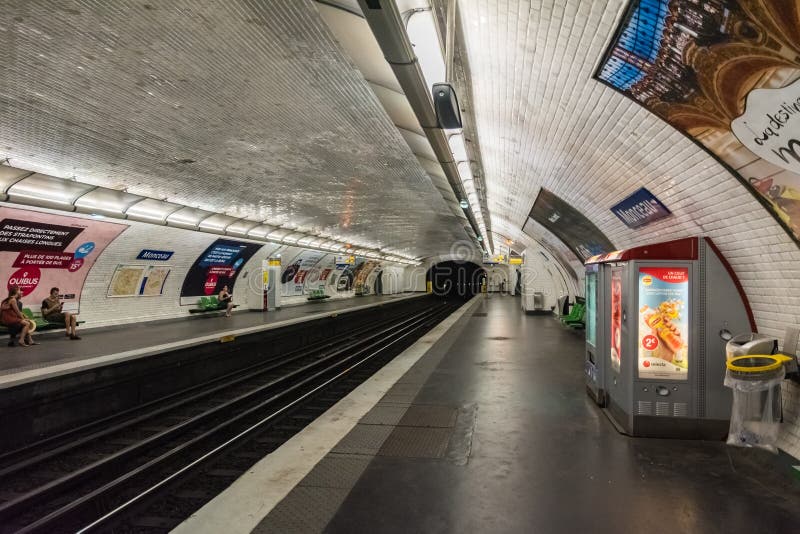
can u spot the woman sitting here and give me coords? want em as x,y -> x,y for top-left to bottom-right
1,286 -> 37,347
218,285 -> 234,317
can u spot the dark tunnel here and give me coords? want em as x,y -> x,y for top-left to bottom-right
426,261 -> 486,299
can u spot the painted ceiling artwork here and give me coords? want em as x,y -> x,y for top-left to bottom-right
596,0 -> 800,244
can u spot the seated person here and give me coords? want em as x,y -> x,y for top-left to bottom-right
1,286 -> 36,347
41,287 -> 81,340
218,285 -> 234,317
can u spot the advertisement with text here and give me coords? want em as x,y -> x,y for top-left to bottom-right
0,207 -> 127,312
180,239 -> 262,300
638,267 -> 689,380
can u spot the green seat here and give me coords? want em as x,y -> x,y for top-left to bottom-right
560,303 -> 583,324
208,296 -> 219,309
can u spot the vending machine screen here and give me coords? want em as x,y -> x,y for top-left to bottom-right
586,273 -> 597,346
637,267 -> 689,380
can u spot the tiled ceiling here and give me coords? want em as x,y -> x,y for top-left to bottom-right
0,0 -> 471,258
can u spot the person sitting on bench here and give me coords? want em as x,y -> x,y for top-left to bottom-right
218,285 -> 234,317
41,287 -> 81,340
1,286 -> 35,347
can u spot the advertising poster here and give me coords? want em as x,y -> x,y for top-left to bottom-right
525,188 -> 615,261
596,0 -> 800,245
304,254 -> 334,291
354,260 -> 379,293
0,206 -> 126,312
180,238 -> 262,300
610,269 -> 622,373
638,267 -> 689,380
280,250 -> 325,296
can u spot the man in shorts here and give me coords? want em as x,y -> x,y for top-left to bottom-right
41,287 -> 81,340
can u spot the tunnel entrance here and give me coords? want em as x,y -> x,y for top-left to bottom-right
426,261 -> 486,299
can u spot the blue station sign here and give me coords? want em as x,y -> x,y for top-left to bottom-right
137,249 -> 174,261
610,188 -> 672,229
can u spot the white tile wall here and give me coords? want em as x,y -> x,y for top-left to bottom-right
458,0 -> 800,458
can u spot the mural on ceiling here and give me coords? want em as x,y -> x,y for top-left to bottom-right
595,0 -> 800,244
525,188 -> 616,261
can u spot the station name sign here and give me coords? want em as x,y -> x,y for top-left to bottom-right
136,249 -> 174,261
610,188 -> 671,229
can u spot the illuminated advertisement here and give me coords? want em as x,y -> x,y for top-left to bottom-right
280,250 -> 325,296
638,267 -> 689,380
586,272 -> 597,347
526,188 -> 615,261
181,239 -> 262,299
610,269 -> 622,372
0,207 -> 126,312
596,0 -> 800,245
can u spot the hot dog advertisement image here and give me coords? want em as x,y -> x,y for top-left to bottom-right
638,267 -> 689,380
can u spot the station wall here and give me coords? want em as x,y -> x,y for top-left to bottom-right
1,204 -> 415,329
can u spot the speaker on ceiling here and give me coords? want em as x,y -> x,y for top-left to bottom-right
432,83 -> 463,129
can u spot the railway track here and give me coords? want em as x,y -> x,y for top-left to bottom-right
0,299 -> 457,533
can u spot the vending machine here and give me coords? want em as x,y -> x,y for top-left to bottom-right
586,237 -> 755,439
584,262 -> 608,406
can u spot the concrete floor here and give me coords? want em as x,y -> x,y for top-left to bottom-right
0,293 -> 420,376
315,295 -> 800,534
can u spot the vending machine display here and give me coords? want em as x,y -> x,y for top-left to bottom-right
586,237 -> 755,439
584,263 -> 607,405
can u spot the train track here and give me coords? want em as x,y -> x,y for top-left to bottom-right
0,299 -> 457,533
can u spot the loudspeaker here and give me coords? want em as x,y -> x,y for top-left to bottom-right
432,83 -> 463,129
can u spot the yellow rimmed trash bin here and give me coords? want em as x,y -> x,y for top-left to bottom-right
724,354 -> 793,453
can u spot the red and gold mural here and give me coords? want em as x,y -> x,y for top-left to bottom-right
596,0 -> 800,244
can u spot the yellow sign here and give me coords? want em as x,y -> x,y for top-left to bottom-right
509,257 -> 523,265
220,335 -> 236,343
263,271 -> 269,284
492,255 -> 505,263
268,258 -> 281,267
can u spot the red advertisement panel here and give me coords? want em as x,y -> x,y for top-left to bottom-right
0,207 -> 127,312
610,269 -> 622,373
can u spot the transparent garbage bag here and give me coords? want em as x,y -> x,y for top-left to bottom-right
724,367 -> 784,454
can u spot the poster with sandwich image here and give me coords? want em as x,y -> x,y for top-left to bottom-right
638,267 -> 689,380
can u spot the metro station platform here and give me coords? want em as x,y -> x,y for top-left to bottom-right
178,294 -> 800,534
0,293 -> 423,388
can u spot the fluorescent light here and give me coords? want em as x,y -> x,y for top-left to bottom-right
75,188 -> 143,217
449,134 -> 468,162
7,173 -> 95,209
406,10 -> 446,93
247,224 -> 276,239
126,198 -> 182,223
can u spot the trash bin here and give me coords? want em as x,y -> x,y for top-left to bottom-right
725,333 -> 778,360
724,354 -> 792,453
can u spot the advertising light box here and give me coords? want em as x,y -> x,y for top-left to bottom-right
610,269 -> 622,372
638,267 -> 689,380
